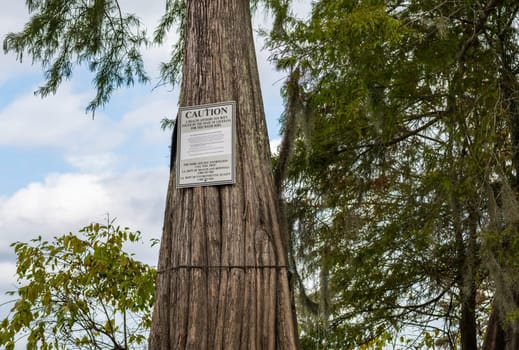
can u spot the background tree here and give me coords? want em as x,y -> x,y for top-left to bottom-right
267,0 -> 519,348
0,222 -> 156,350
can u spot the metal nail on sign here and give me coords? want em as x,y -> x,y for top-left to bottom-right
176,101 -> 236,188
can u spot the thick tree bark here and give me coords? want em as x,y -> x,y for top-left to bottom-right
148,1 -> 298,349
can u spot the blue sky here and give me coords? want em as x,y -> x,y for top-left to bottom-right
0,2 -> 312,343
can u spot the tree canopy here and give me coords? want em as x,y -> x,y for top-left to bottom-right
267,0 -> 519,348
0,222 -> 156,350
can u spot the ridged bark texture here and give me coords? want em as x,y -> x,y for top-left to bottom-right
148,1 -> 298,349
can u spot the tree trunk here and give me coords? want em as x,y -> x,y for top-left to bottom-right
459,212 -> 478,350
482,300 -> 519,350
452,195 -> 478,350
148,1 -> 298,349
482,302 -> 507,350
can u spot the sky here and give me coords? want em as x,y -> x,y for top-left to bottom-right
0,0 -> 309,343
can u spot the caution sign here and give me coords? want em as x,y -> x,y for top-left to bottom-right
176,101 -> 236,188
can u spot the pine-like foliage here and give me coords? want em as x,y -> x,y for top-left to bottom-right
3,0 -> 149,114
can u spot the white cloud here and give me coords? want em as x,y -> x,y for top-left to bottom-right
0,262 -> 18,330
0,2 -> 26,32
0,168 -> 168,266
0,173 -> 111,237
0,83 -> 172,173
0,84 -> 125,152
64,153 -> 120,174
0,2 -> 37,85
0,262 -> 17,293
270,138 -> 282,155
120,88 -> 178,141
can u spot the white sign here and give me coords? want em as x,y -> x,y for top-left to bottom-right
176,101 -> 236,188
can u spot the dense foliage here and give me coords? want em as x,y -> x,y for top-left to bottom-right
0,222 -> 156,350
268,0 -> 519,348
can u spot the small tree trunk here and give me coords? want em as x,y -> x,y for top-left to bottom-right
482,303 -> 507,350
482,301 -> 519,350
460,213 -> 478,350
451,196 -> 478,350
319,246 -> 330,330
148,1 -> 298,349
